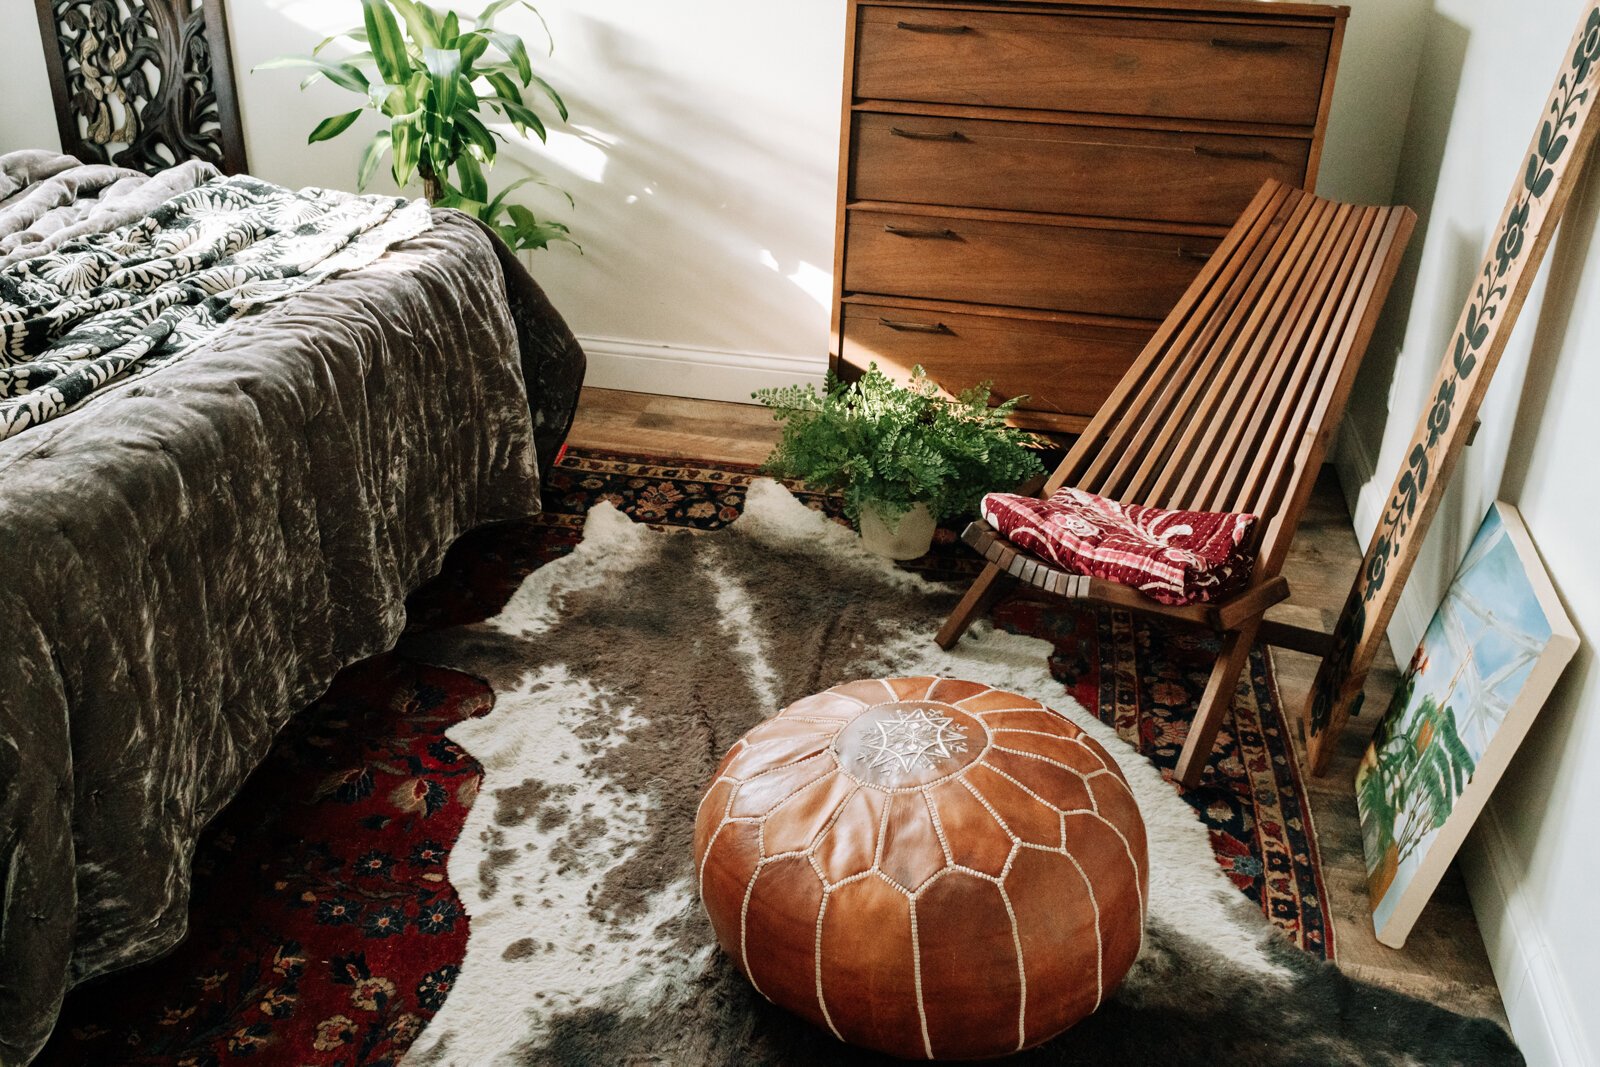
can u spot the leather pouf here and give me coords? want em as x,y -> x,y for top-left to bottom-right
693,677 -> 1149,1061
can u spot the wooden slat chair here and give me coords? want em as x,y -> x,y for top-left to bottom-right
935,179 -> 1416,788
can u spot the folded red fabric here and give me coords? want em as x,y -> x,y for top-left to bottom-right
980,488 -> 1258,605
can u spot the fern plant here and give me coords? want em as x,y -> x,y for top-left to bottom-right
753,364 -> 1044,526
258,0 -> 573,251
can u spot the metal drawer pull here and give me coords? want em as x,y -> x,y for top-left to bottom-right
896,20 -> 972,33
891,127 -> 967,142
1193,145 -> 1273,161
883,224 -> 959,239
1210,37 -> 1290,51
879,317 -> 953,334
1176,248 -> 1211,261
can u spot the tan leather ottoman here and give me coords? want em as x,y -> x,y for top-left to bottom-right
693,677 -> 1148,1060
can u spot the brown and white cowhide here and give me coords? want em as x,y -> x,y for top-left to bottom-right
398,480 -> 1518,1066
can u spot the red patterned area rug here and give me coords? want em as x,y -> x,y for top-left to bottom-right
40,446 -> 1331,1065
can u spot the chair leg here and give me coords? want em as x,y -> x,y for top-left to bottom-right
1174,618 -> 1262,789
935,562 -> 1011,650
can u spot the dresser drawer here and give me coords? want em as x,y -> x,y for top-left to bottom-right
844,209 -> 1219,320
841,303 -> 1151,422
854,6 -> 1331,127
852,112 -> 1310,226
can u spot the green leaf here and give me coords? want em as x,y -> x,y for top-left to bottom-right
475,0 -> 553,49
380,70 -> 428,117
358,129 -> 393,190
456,111 -> 500,159
476,0 -> 522,28
308,108 -> 365,143
362,0 -> 414,83
457,32 -> 490,71
751,363 -> 1042,524
485,30 -> 532,83
498,216 -> 574,251
454,151 -> 489,202
436,190 -> 489,217
493,97 -> 546,141
523,3 -> 555,55
424,46 -> 463,117
313,27 -> 368,56
391,111 -> 424,188
386,0 -> 441,47
255,55 -> 370,94
526,72 -> 567,121
484,70 -> 523,105
486,173 -> 572,214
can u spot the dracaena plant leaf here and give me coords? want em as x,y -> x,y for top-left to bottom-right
309,109 -> 365,144
357,130 -> 393,191
363,0 -> 415,84
256,55 -> 370,94
259,0 -> 573,251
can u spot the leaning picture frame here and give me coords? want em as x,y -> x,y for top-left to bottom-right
1355,502 -> 1578,948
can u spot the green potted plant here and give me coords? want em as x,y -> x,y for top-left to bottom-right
258,0 -> 573,251
754,365 -> 1045,559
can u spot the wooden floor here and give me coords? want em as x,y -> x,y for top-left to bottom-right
569,387 -> 1508,1026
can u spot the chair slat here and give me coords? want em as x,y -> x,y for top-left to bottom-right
1143,196 -> 1349,509
1045,181 -> 1293,496
1192,203 -> 1373,514
1085,187 -> 1314,501
1250,206 -> 1415,574
1217,205 -> 1384,517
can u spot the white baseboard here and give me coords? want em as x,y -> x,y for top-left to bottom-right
578,335 -> 826,405
1461,806 -> 1592,1066
1334,422 -> 1584,1064
1334,420 -> 1376,538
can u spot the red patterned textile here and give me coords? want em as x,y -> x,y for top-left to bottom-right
980,488 -> 1258,605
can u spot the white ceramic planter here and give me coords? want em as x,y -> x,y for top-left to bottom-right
858,502 -> 937,560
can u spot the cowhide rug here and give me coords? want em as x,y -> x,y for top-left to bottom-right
398,481 -> 1519,1066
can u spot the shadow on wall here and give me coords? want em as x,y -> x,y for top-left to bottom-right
494,6 -> 840,362
1501,159 -> 1600,499
1471,154 -> 1600,964
1344,10 -> 1473,483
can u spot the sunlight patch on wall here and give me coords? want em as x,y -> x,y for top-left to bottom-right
758,250 -> 830,310
487,125 -> 609,185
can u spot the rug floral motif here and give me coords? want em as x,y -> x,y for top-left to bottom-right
41,446 -> 1329,1065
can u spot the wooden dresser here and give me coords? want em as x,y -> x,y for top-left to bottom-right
829,0 -> 1348,433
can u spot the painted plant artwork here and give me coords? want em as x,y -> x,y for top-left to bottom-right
1356,502 -> 1577,948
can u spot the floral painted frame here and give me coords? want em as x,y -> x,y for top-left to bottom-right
1303,6 -> 1600,774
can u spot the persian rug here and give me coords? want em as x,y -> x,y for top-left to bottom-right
35,448 -> 1517,1065
386,476 -> 1514,1066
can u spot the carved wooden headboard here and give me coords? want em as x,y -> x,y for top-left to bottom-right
33,0 -> 248,175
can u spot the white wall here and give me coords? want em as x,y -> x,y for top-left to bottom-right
0,8 -> 62,154
1335,1 -> 1600,1062
0,0 -> 844,401
234,0 -> 845,401
1,0 -> 1428,404
1315,0 -> 1432,205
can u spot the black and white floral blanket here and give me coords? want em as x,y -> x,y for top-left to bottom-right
0,174 -> 431,440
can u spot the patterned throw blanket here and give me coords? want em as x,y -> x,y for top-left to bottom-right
0,175 -> 431,440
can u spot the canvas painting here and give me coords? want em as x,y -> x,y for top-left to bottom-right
1356,502 -> 1578,948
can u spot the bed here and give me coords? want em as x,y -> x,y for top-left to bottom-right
0,149 -> 584,1062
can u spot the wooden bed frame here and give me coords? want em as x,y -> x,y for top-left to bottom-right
33,0 -> 247,175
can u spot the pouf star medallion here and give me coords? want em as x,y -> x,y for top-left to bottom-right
693,677 -> 1149,1060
